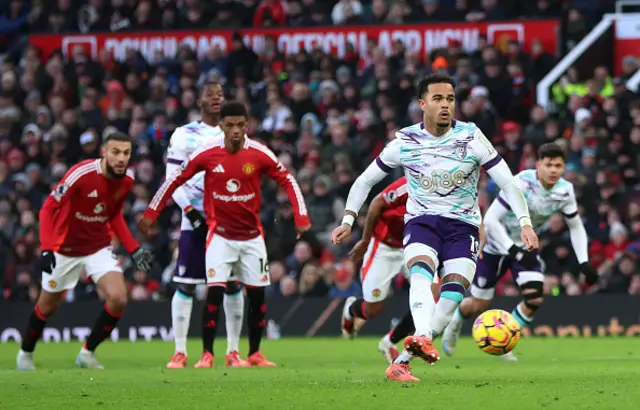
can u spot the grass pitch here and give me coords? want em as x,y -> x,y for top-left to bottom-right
0,337 -> 639,409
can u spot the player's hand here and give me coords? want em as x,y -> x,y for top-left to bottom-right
332,224 -> 352,245
349,239 -> 370,265
478,224 -> 487,259
520,225 -> 539,251
185,208 -> 208,240
132,248 -> 153,272
137,217 -> 154,236
296,224 -> 311,239
508,245 -> 539,270
580,262 -> 599,285
39,250 -> 56,274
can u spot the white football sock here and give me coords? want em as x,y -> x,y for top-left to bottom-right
445,307 -> 465,334
224,292 -> 244,355
409,273 -> 436,338
171,290 -> 193,355
431,298 -> 462,337
393,349 -> 414,364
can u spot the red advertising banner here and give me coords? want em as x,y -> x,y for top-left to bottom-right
614,17 -> 640,75
29,20 -> 558,63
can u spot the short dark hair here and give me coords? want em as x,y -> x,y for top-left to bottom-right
537,143 -> 565,161
220,101 -> 248,118
199,81 -> 221,98
417,73 -> 456,99
104,131 -> 133,145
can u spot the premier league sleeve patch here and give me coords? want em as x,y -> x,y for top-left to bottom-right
52,183 -> 69,201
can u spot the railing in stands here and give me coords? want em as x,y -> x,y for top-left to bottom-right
537,1 -> 640,111
536,15 -> 615,111
627,68 -> 640,92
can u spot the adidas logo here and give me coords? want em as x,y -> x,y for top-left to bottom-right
213,165 -> 225,173
87,190 -> 98,198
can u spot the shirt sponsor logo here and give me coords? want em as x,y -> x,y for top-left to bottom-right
213,192 -> 256,203
93,202 -> 105,214
225,179 -> 241,193
75,212 -> 108,223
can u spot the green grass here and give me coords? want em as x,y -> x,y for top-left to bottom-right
1,337 -> 639,409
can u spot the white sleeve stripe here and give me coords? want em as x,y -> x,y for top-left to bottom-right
396,184 -> 408,197
190,140 -> 223,161
64,162 -> 98,187
248,140 -> 279,163
286,174 -> 308,216
149,172 -> 179,210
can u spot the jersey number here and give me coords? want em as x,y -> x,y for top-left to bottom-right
419,170 -> 466,192
259,258 -> 269,274
470,235 -> 479,255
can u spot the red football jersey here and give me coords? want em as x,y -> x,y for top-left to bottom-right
373,176 -> 407,248
146,138 -> 310,241
39,159 -> 139,257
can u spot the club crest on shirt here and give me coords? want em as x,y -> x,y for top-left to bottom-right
242,163 -> 256,175
454,143 -> 467,160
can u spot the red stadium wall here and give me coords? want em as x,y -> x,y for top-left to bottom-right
29,20 -> 559,63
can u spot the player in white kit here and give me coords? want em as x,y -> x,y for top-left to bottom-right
441,143 -> 598,360
165,82 -> 248,369
332,73 -> 538,382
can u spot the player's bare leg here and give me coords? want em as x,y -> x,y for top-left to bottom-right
76,271 -> 128,369
245,286 -> 275,367
195,283 -> 226,368
17,290 -> 66,370
224,281 -> 249,367
442,296 -> 490,356
342,298 -> 384,339
167,283 -> 196,369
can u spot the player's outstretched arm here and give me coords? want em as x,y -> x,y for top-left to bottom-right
564,213 -> 598,284
335,139 -> 402,245
140,147 -> 220,234
471,128 -> 537,250
261,145 -> 311,237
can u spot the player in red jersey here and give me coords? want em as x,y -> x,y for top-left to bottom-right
339,177 -> 440,363
139,102 -> 311,367
16,132 -> 153,371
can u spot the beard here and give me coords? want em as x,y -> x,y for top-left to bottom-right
106,163 -> 126,179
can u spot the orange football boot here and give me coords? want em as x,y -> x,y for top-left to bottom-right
166,352 -> 187,369
247,351 -> 276,367
385,363 -> 420,382
194,351 -> 214,368
225,351 -> 250,367
403,335 -> 440,364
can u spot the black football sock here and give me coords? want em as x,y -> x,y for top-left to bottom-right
202,286 -> 224,354
21,306 -> 49,353
246,286 -> 266,356
389,311 -> 415,344
85,304 -> 123,352
348,298 -> 369,320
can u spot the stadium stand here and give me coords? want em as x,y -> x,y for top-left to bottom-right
0,0 -> 638,303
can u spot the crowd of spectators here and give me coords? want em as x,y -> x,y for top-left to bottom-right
0,0 -> 639,304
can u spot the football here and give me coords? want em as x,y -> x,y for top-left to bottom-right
472,309 -> 521,355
